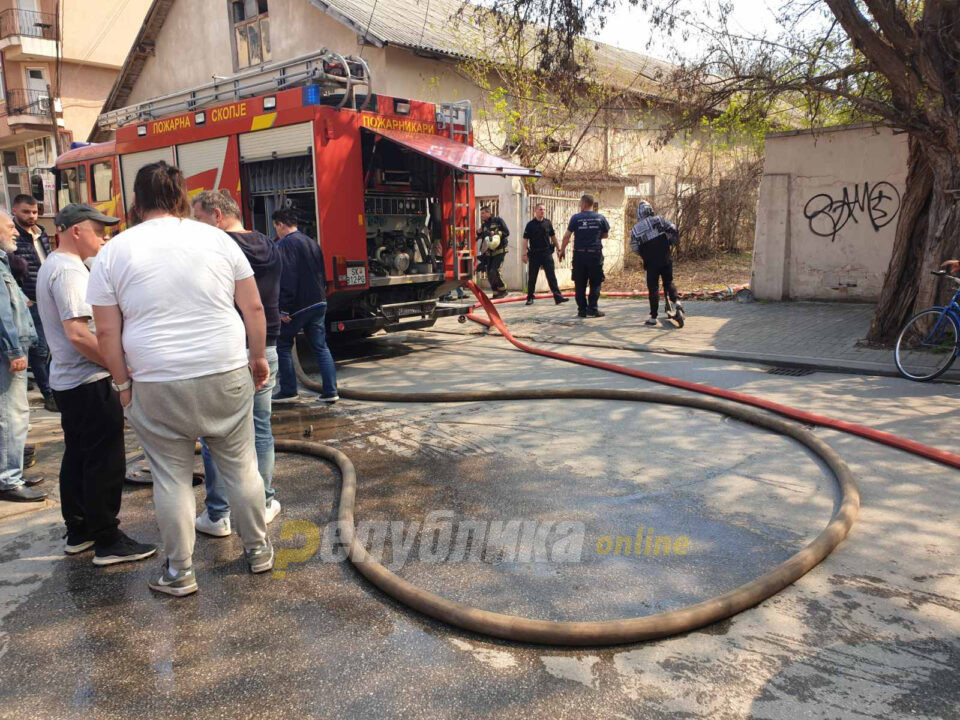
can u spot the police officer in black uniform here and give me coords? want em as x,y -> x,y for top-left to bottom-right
478,206 -> 509,298
559,194 -> 609,318
522,203 -> 568,306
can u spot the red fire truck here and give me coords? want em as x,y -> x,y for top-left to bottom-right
54,50 -> 536,336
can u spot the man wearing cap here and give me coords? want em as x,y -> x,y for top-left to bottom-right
35,204 -> 156,564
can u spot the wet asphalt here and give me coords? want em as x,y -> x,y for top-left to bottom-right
1,311 -> 958,719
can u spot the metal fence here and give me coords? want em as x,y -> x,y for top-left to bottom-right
3,89 -> 51,117
0,9 -> 57,41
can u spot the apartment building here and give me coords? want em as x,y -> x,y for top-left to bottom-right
0,0 -> 149,220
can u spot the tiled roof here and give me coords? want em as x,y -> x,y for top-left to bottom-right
93,0 -> 672,140
306,0 -> 673,93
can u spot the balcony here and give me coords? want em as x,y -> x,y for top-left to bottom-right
0,9 -> 58,60
4,88 -> 51,117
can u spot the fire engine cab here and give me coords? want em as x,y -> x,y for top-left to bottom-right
55,50 -> 537,336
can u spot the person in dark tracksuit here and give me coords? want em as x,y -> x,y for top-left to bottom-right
559,194 -> 609,318
630,201 -> 684,327
522,204 -> 569,306
12,194 -> 57,411
478,207 -> 509,298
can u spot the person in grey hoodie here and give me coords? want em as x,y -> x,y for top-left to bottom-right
192,190 -> 283,536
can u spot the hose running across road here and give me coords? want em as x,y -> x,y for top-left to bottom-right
463,282 -> 960,470
278,283 -> 892,645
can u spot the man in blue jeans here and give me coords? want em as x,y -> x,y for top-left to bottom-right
192,191 -> 283,532
12,195 -> 57,412
271,208 -> 338,404
0,210 -> 46,502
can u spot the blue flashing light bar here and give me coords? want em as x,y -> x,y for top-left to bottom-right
302,85 -> 321,106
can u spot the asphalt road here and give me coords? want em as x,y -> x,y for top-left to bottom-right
1,324 -> 957,719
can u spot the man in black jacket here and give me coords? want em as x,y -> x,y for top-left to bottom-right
192,190 -> 284,532
12,195 -> 56,411
272,208 -> 338,404
522,203 -> 568,306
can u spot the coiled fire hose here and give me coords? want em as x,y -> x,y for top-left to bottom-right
273,282 -> 958,644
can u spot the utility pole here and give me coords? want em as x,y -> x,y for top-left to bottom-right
46,83 -> 61,156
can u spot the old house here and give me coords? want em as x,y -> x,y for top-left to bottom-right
94,0 -> 728,289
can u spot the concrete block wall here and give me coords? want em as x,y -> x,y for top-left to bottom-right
752,125 -> 908,302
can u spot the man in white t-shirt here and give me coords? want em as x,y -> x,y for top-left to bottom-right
87,161 -> 272,597
37,204 -> 157,565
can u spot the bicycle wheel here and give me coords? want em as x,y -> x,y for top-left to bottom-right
894,309 -> 960,381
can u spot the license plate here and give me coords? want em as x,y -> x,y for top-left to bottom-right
345,266 -> 366,286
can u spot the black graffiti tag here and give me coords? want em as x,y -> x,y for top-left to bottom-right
803,182 -> 901,242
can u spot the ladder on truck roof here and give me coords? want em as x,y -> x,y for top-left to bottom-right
437,101 -> 473,282
97,49 -> 372,132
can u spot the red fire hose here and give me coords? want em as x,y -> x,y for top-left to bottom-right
463,281 -> 960,470
281,282 -> 953,646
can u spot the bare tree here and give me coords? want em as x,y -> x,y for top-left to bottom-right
489,0 -> 960,342
453,5 -> 644,189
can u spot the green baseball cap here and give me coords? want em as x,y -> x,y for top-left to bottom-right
55,203 -> 120,232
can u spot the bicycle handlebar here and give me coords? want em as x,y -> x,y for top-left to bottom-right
931,270 -> 960,285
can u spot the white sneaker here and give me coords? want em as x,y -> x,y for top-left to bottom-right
195,510 -> 231,537
644,316 -> 658,326
265,499 -> 281,524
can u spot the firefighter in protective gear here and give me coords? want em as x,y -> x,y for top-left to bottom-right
478,206 -> 509,299
630,201 -> 684,327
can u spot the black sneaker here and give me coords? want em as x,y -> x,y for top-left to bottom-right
93,532 -> 157,566
64,531 -> 94,555
43,395 -> 59,413
492,290 -> 509,299
525,298 -> 535,306
577,311 -> 587,318
555,297 -> 570,304
585,310 -> 605,318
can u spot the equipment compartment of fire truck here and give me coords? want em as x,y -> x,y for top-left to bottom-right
55,49 -> 538,336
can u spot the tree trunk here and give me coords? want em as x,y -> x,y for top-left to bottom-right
867,137 -> 960,342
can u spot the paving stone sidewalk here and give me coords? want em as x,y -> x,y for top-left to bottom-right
434,296 -> 957,378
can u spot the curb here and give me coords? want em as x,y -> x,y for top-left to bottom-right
423,327 -> 960,383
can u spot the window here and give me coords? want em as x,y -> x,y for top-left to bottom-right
4,150 -> 23,203
77,164 -> 87,203
91,162 -> 113,203
0,60 -> 5,103
57,166 -> 77,208
625,176 -> 655,199
24,136 -> 53,168
231,0 -> 270,69
476,196 -> 499,225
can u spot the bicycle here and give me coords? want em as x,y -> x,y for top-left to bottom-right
894,270 -> 960,381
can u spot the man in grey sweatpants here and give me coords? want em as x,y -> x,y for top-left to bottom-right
87,161 -> 272,596
123,369 -> 266,576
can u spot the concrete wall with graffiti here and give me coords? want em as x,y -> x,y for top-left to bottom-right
752,124 -> 908,301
